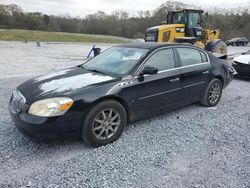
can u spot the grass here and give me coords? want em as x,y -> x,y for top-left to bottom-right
0,29 -> 131,43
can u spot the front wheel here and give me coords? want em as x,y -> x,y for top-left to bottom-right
81,100 -> 127,147
200,79 -> 223,107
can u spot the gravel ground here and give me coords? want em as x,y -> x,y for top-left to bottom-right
0,41 -> 250,188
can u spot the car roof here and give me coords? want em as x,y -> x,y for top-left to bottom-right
116,42 -> 192,50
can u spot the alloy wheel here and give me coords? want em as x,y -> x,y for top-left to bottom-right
92,108 -> 121,140
208,82 -> 221,105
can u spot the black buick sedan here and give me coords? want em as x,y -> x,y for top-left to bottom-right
9,43 -> 234,147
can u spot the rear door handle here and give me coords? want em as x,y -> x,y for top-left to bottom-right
170,77 -> 180,82
202,70 -> 210,74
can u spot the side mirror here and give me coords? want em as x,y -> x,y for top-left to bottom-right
138,66 -> 158,76
93,48 -> 101,57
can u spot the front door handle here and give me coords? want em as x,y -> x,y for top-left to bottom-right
170,77 -> 180,82
202,70 -> 210,74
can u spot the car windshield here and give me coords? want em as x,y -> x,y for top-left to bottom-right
82,47 -> 148,76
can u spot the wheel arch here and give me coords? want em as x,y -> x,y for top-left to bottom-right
85,95 -> 131,123
215,75 -> 224,88
79,95 -> 131,139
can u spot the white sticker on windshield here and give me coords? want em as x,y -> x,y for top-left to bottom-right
121,54 -> 142,61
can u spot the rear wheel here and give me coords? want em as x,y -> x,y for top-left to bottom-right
200,79 -> 223,107
81,100 -> 127,147
211,41 -> 228,54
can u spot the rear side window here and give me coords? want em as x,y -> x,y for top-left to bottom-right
143,48 -> 175,71
177,48 -> 206,66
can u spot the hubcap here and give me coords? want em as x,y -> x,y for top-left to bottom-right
208,82 -> 221,105
92,108 -> 121,140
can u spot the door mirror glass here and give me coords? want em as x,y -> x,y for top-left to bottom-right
139,66 -> 158,76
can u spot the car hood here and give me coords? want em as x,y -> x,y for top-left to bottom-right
234,55 -> 250,65
17,66 -> 118,104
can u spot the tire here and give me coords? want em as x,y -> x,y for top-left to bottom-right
200,79 -> 223,107
81,100 -> 127,147
211,41 -> 228,54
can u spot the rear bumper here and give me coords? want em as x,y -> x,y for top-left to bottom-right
9,105 -> 82,142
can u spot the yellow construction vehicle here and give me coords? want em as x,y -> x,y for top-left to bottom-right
145,9 -> 227,54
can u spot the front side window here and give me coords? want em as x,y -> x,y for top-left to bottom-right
177,48 -> 205,66
142,48 -> 176,72
83,47 -> 148,76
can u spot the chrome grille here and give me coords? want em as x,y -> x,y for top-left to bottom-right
10,90 -> 26,113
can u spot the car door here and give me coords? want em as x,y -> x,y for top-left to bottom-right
128,48 -> 181,118
175,47 -> 212,102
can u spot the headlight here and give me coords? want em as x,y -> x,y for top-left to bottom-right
28,97 -> 73,117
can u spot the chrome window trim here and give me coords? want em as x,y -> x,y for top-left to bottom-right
134,62 -> 211,79
158,62 -> 210,73
134,46 -> 211,77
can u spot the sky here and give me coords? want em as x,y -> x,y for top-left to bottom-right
0,0 -> 249,17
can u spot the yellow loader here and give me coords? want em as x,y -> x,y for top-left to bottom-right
145,9 -> 227,54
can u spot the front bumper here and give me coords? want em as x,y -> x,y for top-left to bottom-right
232,62 -> 250,78
9,104 -> 83,141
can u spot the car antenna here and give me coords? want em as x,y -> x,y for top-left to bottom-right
87,44 -> 96,59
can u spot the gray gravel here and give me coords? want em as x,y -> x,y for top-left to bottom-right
0,41 -> 250,188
